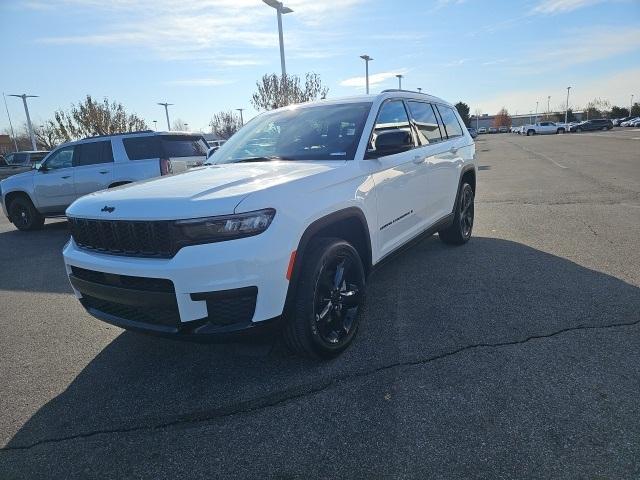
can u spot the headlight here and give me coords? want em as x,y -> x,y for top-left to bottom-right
173,208 -> 275,244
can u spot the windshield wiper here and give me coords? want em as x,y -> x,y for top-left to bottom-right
231,156 -> 291,163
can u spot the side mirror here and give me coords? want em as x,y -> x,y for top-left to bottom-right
368,129 -> 413,158
207,147 -> 217,158
37,164 -> 48,172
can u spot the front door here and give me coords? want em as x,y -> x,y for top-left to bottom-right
33,145 -> 76,213
367,99 -> 428,259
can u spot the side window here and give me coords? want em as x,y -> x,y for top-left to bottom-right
436,105 -> 464,139
407,101 -> 443,145
75,141 -> 113,167
368,100 -> 414,154
123,137 -> 161,160
44,146 -> 74,170
9,153 -> 28,165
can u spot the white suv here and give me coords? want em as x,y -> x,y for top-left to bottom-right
0,131 -> 209,231
62,91 -> 477,358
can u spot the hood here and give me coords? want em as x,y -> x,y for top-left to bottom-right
66,161 -> 342,220
0,169 -> 34,186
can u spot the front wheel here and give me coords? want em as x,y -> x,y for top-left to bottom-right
439,182 -> 474,245
284,238 -> 366,359
9,197 -> 44,231
576,127 -> 582,132
557,128 -> 565,134
527,130 -> 534,136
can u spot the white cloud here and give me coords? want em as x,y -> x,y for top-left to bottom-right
340,69 -> 409,88
531,0 -> 604,14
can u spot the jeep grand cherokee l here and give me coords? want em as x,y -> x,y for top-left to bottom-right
63,91 -> 477,359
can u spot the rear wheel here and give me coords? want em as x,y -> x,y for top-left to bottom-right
9,196 -> 44,231
527,129 -> 535,136
557,128 -> 565,134
576,127 -> 583,133
283,238 -> 366,359
439,182 -> 474,245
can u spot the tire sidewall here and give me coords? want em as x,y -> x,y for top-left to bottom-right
10,198 -> 37,231
298,240 -> 366,357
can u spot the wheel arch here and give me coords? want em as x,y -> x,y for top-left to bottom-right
4,190 -> 36,214
284,207 -> 372,310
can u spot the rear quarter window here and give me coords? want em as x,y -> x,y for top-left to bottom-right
123,135 -> 208,160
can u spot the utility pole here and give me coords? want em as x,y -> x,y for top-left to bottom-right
236,108 -> 244,126
9,93 -> 38,150
360,55 -> 373,94
396,74 -> 403,90
158,103 -> 173,130
565,86 -> 571,125
263,0 -> 293,77
2,93 -> 18,151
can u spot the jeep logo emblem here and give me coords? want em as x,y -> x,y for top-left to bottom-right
101,206 -> 115,213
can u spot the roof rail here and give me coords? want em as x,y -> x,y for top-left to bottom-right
381,89 -> 428,95
81,130 -> 155,141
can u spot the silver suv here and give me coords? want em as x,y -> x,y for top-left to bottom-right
0,131 -> 209,231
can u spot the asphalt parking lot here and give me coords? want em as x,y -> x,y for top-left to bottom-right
1,128 -> 639,479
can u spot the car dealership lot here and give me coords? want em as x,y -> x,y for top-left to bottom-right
1,130 -> 639,479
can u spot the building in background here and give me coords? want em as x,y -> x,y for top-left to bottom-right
0,135 -> 14,155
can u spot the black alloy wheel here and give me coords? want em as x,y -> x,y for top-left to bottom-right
284,238 -> 366,358
439,182 -> 474,245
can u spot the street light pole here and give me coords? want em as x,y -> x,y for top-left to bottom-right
396,74 -> 403,90
2,93 -> 18,151
631,94 -> 635,115
236,108 -> 244,126
534,101 -> 538,123
9,93 -> 38,150
547,96 -> 551,118
153,120 -> 157,131
158,102 -> 173,130
417,87 -> 422,93
263,0 -> 293,77
359,55 -> 373,94
565,86 -> 571,125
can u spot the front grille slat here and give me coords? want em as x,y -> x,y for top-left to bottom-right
69,217 -> 174,258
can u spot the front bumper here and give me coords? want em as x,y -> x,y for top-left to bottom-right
63,228 -> 294,339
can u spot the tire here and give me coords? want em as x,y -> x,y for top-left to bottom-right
438,182 -> 474,245
283,237 -> 366,359
576,127 -> 582,133
9,196 -> 44,231
601,126 -> 607,131
527,129 -> 534,136
557,128 -> 565,134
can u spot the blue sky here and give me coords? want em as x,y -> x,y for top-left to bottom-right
1,0 -> 639,132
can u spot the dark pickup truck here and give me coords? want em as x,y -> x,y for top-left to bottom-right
0,151 -> 49,180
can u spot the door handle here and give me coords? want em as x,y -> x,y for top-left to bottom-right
61,175 -> 71,179
449,146 -> 458,154
99,171 -> 109,174
412,155 -> 426,164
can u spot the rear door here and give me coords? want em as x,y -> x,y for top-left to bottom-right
159,135 -> 208,172
73,140 -> 114,197
432,104 -> 467,219
33,146 -> 76,212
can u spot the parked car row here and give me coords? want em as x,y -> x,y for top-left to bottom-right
0,150 -> 49,180
616,116 -> 640,127
507,119 -> 614,135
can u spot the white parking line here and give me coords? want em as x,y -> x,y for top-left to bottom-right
511,142 -> 568,169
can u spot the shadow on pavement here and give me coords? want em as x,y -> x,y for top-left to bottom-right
0,219 -> 71,294
3,236 -> 640,477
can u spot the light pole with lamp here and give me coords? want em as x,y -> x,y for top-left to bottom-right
396,74 -> 403,90
158,103 -> 173,130
263,0 -> 293,77
359,55 -> 373,94
9,93 -> 38,150
236,108 -> 244,126
564,87 -> 571,125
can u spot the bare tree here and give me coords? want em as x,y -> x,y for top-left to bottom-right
584,97 -> 611,119
52,95 -> 147,142
34,121 -> 64,150
251,73 -> 329,111
493,107 -> 512,128
172,118 -> 188,131
210,111 -> 242,140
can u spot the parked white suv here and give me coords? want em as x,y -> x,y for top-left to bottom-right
0,131 -> 209,231
62,91 -> 477,358
522,121 -> 566,135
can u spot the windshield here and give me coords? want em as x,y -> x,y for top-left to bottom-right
210,102 -> 372,164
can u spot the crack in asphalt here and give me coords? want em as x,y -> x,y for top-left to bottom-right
2,318 -> 639,453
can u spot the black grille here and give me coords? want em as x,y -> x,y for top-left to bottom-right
81,295 -> 180,328
68,217 -> 174,258
70,266 -> 174,293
